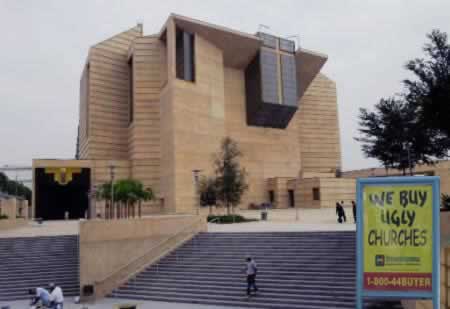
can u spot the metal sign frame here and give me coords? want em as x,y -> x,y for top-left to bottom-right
356,176 -> 440,309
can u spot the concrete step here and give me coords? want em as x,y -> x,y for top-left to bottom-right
125,276 -> 356,294
110,231 -> 401,308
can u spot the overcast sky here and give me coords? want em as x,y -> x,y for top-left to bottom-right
1,0 -> 449,174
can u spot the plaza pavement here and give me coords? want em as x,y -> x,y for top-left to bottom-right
0,207 -> 355,238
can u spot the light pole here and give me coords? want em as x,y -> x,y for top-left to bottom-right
192,169 -> 202,215
403,142 -> 413,176
109,163 -> 115,218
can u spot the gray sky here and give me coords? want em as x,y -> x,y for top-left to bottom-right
1,0 -> 449,172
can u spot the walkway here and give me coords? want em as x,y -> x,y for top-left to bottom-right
208,207 -> 356,232
0,220 -> 79,238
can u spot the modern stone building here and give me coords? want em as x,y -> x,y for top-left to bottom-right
33,14 -> 353,219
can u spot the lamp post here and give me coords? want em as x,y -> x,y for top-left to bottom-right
402,142 -> 413,176
192,169 -> 202,215
108,163 -> 115,218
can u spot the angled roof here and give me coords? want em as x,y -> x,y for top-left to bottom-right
295,48 -> 328,98
159,14 -> 262,69
159,14 -> 329,97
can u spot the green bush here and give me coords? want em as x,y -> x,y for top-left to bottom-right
442,194 -> 450,210
0,214 -> 9,220
207,214 -> 258,224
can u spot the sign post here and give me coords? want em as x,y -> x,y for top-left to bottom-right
356,176 -> 440,309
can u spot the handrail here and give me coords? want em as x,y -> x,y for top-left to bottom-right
208,216 -> 221,224
94,216 -> 204,289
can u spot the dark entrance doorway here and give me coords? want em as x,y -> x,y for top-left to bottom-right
35,168 -> 90,220
288,190 -> 295,208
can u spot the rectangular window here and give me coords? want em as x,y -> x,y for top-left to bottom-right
288,190 -> 295,208
313,188 -> 320,201
128,57 -> 133,124
176,28 -> 195,82
268,190 -> 275,204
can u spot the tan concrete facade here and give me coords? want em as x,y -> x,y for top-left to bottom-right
35,14 -> 349,215
343,160 -> 450,196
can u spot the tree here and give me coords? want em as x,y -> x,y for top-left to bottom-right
404,30 -> 450,147
0,172 -> 32,205
199,176 -> 217,214
213,137 -> 248,215
356,30 -> 450,171
96,179 -> 154,219
356,98 -> 438,174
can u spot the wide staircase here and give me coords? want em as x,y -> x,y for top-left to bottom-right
0,235 -> 80,301
110,231 -> 403,308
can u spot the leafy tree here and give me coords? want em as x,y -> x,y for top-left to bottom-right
199,176 -> 217,214
356,98 -> 438,174
96,179 -> 154,219
356,30 -> 450,171
441,193 -> 450,210
404,30 -> 450,146
0,172 -> 31,205
213,137 -> 248,215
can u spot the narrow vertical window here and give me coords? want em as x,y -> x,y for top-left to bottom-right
83,63 -> 90,137
128,57 -> 133,124
313,188 -> 320,201
269,190 -> 275,204
176,28 -> 195,82
288,190 -> 295,207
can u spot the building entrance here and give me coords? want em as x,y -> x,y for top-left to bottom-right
35,167 -> 90,220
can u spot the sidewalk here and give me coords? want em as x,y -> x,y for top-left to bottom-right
208,207 -> 356,232
0,220 -> 79,238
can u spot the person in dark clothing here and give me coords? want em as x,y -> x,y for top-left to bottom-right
352,201 -> 357,223
336,202 -> 346,223
244,255 -> 258,298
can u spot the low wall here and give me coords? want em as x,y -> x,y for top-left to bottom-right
296,177 -> 356,208
79,215 -> 206,298
0,218 -> 27,231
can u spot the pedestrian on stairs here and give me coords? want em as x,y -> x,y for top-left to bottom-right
245,255 -> 258,298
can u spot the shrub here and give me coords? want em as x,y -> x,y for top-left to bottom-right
442,194 -> 450,210
0,214 -> 9,220
207,214 -> 258,224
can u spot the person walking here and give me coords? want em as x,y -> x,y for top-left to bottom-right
336,202 -> 346,223
352,201 -> 357,223
244,255 -> 258,298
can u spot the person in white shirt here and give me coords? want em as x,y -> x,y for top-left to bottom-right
244,255 -> 258,297
48,283 -> 64,309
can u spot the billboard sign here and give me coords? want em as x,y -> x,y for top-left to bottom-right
356,177 -> 440,309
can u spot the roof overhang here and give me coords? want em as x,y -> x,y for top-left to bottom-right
159,14 -> 262,69
295,48 -> 328,99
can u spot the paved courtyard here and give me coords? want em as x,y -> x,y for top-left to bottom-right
0,207 -> 355,238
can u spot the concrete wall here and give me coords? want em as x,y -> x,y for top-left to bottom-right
0,197 -> 17,219
79,215 -> 206,298
343,161 -> 450,196
296,177 -> 356,208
